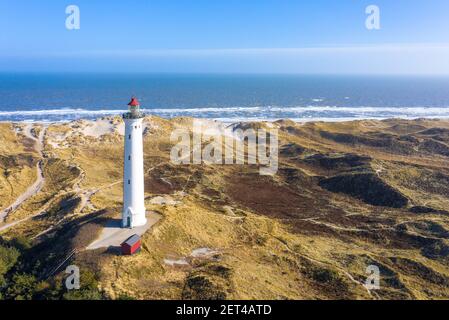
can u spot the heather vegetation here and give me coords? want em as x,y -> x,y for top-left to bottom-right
1,117 -> 449,299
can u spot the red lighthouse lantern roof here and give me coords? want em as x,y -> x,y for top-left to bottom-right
128,97 -> 140,107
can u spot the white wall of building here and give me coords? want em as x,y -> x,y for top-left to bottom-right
122,117 -> 147,228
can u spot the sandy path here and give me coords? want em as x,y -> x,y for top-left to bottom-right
0,203 -> 49,233
0,124 -> 46,223
0,134 -> 168,233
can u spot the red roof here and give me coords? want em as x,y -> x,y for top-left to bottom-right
121,234 -> 141,255
128,97 -> 140,107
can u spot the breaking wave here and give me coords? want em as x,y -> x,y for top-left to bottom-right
1,106 -> 449,122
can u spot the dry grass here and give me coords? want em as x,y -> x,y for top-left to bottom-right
1,118 -> 449,300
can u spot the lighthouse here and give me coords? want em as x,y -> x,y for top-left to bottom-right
122,97 -> 147,228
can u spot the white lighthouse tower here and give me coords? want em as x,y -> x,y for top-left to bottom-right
122,97 -> 147,228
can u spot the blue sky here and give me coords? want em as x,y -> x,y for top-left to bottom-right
1,0 -> 449,74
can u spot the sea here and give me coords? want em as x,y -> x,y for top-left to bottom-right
1,73 -> 449,123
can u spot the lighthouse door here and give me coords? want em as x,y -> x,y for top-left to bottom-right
125,208 -> 133,228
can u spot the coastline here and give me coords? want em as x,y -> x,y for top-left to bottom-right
1,105 -> 449,123
1,115 -> 449,125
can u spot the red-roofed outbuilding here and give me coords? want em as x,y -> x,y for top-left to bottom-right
121,234 -> 141,255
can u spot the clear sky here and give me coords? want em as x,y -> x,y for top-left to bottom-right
1,0 -> 449,74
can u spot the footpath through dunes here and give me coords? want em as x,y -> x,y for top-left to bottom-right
1,117 -> 449,300
0,123 -> 46,223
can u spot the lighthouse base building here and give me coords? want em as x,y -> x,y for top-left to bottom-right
122,97 -> 147,228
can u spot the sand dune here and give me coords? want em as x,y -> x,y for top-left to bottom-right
1,117 -> 449,300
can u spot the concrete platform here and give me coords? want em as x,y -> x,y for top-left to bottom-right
87,212 -> 161,250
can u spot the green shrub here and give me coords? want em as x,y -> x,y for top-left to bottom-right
0,245 -> 20,287
5,273 -> 37,300
62,269 -> 103,300
10,236 -> 32,251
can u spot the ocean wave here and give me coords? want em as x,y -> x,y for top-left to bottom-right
260,106 -> 449,115
1,106 -> 449,122
1,106 -> 449,115
0,108 -> 128,116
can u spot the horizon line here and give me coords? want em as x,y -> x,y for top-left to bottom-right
3,43 -> 449,58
